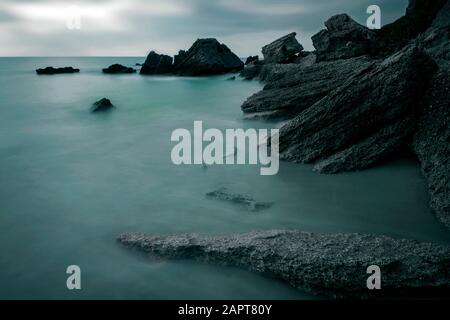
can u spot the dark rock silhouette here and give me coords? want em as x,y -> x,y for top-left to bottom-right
245,55 -> 259,65
102,64 -> 136,74
312,14 -> 376,61
36,67 -> 80,75
140,51 -> 173,75
172,38 -> 244,76
206,188 -> 273,212
278,45 -> 437,172
241,56 -> 373,119
412,0 -> 450,229
262,32 -> 303,63
374,0 -> 448,56
91,98 -> 114,113
118,230 -> 450,299
239,34 -> 309,80
173,50 -> 187,68
238,0 -> 450,229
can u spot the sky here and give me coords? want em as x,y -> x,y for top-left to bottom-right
0,0 -> 409,57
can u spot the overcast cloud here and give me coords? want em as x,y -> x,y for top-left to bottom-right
0,0 -> 408,57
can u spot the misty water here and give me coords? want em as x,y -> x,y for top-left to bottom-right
0,57 -> 449,299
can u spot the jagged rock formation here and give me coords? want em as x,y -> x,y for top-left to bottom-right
241,56 -> 374,119
140,51 -> 173,75
262,32 -> 303,63
91,98 -> 114,112
245,56 -> 259,65
140,39 -> 243,76
172,39 -> 244,76
278,45 -> 437,171
118,230 -> 450,299
411,0 -> 450,229
374,0 -> 448,56
312,14 -> 376,61
239,0 -> 450,229
36,67 -> 80,75
173,50 -> 187,68
102,64 -> 136,74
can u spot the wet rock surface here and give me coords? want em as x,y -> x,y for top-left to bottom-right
102,64 -> 136,74
118,230 -> 450,299
36,67 -> 80,75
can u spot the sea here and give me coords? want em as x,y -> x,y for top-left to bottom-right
0,57 -> 449,299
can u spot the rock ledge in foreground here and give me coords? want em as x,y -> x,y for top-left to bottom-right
118,230 -> 450,299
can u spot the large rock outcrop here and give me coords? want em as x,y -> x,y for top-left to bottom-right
36,67 -> 80,75
118,230 -> 450,299
241,56 -> 374,119
140,51 -> 173,75
411,1 -> 450,229
262,32 -> 303,63
312,14 -> 376,61
278,45 -> 437,172
91,98 -> 114,113
172,39 -> 244,76
102,64 -> 136,74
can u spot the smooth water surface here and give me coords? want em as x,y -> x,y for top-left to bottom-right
0,58 -> 449,299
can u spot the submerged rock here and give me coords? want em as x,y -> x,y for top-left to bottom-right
312,14 -> 376,61
118,230 -> 450,299
36,67 -> 80,75
262,32 -> 303,64
278,45 -> 437,171
241,56 -> 374,119
102,64 -> 136,74
140,51 -> 173,75
206,188 -> 273,212
91,98 -> 114,112
172,38 -> 244,76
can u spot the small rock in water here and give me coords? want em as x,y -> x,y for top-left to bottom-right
245,55 -> 259,65
226,76 -> 236,81
206,188 -> 273,212
36,67 -> 80,75
91,98 -> 114,113
102,64 -> 136,74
